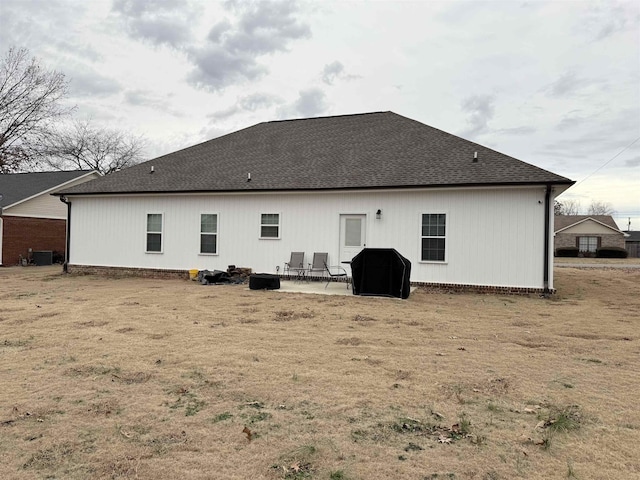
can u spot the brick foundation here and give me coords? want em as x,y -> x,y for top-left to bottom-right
1,216 -> 66,266
413,281 -> 550,296
68,264 -> 190,280
66,265 -> 550,295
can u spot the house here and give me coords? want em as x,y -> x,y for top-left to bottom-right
624,231 -> 640,258
554,215 -> 627,256
0,170 -> 99,266
56,112 -> 574,293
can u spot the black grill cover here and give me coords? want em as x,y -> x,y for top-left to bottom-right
351,248 -> 411,299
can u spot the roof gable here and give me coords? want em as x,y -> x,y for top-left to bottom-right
59,112 -> 573,196
554,215 -> 624,235
0,171 -> 97,208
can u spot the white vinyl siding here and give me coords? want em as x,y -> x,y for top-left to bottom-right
146,213 -> 163,253
200,214 -> 218,254
68,186 -> 556,290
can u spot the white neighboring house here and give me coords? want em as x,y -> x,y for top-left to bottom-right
56,112 -> 574,293
0,170 -> 99,266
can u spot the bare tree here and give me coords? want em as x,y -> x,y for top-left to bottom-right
0,47 -> 73,173
587,200 -> 615,216
554,200 -> 563,216
41,119 -> 146,174
556,199 -> 582,215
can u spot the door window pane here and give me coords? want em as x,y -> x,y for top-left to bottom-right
345,218 -> 362,246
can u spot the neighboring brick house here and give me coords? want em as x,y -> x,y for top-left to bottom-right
554,215 -> 626,255
0,171 -> 99,266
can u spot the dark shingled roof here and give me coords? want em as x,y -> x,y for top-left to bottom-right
59,112 -> 573,196
554,215 -> 623,233
0,170 -> 94,208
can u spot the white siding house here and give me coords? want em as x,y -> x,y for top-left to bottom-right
57,112 -> 573,293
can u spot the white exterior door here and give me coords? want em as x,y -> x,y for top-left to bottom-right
339,214 -> 366,264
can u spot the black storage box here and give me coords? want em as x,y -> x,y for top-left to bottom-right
249,273 -> 280,290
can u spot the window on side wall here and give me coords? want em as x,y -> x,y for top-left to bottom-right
577,236 -> 599,253
146,213 -> 163,253
200,214 -> 218,254
421,213 -> 446,262
260,213 -> 280,239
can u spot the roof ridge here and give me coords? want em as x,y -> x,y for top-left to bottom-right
265,111 -> 391,124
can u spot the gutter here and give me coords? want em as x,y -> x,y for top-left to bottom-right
543,184 -> 552,296
59,196 -> 71,273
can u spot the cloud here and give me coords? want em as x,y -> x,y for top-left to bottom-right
557,111 -> 586,131
124,89 -> 183,116
543,71 -> 602,98
625,156 -> 640,167
68,67 -> 122,97
186,45 -> 268,89
112,0 -> 311,92
495,126 -> 537,136
277,88 -> 328,119
185,1 -> 311,91
459,94 -> 495,138
209,92 -> 283,120
578,1 -> 640,41
320,61 -> 361,85
111,0 -> 195,48
321,61 -> 344,85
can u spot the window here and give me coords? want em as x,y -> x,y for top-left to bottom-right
260,213 -> 280,238
200,214 -> 218,254
578,236 -> 598,253
146,213 -> 163,253
421,213 -> 446,262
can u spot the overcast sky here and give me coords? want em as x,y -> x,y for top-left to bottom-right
1,0 -> 638,229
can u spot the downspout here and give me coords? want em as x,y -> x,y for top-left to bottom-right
543,184 -> 552,296
59,196 -> 71,273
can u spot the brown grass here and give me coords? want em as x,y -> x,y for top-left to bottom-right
0,265 -> 639,479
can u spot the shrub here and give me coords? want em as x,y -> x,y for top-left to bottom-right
556,247 -> 579,257
596,247 -> 628,258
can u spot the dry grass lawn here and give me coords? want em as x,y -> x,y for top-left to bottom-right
1,266 -> 639,480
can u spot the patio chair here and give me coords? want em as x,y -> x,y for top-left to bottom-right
308,252 -> 328,278
324,261 -> 350,289
284,252 -> 305,279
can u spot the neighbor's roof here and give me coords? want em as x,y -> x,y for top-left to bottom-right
58,112 -> 573,196
0,170 -> 95,208
624,231 -> 640,242
554,215 -> 623,233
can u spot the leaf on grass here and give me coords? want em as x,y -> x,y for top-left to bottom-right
438,435 -> 452,444
242,426 -> 253,441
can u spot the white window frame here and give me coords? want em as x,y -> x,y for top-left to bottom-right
578,236 -> 598,253
260,213 -> 280,239
199,213 -> 218,255
420,213 -> 447,263
146,213 -> 164,254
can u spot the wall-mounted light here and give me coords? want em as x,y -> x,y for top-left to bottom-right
376,209 -> 382,220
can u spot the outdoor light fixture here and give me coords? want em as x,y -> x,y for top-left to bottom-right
376,209 -> 382,219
